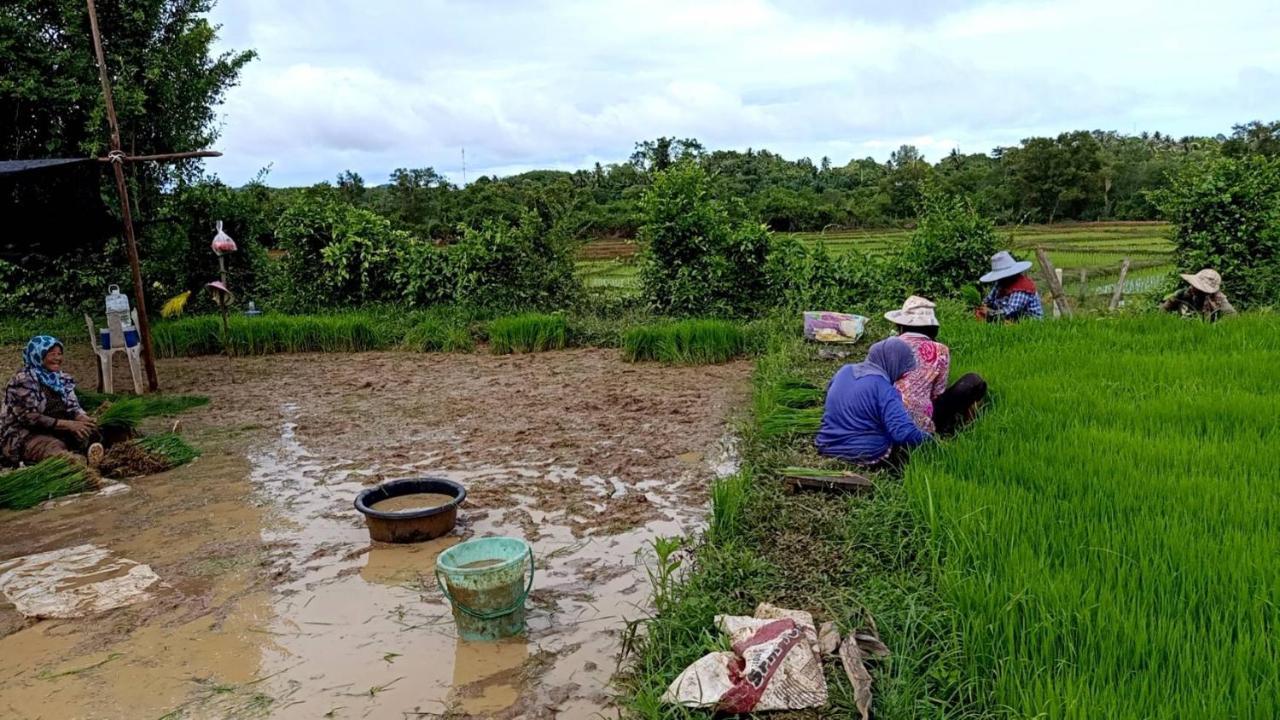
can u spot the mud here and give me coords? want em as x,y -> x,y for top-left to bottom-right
0,347 -> 748,718
372,492 -> 457,512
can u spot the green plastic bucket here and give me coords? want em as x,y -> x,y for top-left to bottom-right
435,537 -> 534,641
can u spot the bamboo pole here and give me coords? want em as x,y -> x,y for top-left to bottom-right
87,0 -> 158,391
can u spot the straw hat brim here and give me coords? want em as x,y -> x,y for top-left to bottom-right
980,260 -> 1032,283
884,309 -> 938,327
1180,273 -> 1220,294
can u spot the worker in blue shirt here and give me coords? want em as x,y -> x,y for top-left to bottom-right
816,337 -> 931,467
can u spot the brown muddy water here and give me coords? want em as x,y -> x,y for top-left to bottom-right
0,348 -> 748,719
371,492 -> 458,513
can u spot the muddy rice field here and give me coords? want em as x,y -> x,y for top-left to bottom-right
0,348 -> 749,719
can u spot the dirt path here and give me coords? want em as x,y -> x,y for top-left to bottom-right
0,348 -> 749,719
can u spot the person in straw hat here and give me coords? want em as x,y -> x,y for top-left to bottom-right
886,296 -> 988,435
977,251 -> 1043,323
1161,268 -> 1236,322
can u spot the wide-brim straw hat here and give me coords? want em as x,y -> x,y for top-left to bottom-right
1180,268 -> 1222,294
884,295 -> 939,327
980,250 -> 1033,283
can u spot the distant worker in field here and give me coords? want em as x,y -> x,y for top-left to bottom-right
1161,268 -> 1236,322
976,251 -> 1044,322
816,337 -> 931,468
0,337 -> 104,468
886,296 -> 988,435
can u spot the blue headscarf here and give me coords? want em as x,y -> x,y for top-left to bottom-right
851,337 -> 917,383
23,336 -> 73,403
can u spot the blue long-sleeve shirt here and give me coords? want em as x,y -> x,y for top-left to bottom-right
815,365 -> 930,464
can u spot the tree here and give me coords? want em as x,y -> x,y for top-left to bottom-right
630,137 -> 704,173
336,170 -> 367,205
1222,120 -> 1280,159
1004,132 -> 1103,222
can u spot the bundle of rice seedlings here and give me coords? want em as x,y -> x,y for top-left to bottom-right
80,391 -> 209,416
0,457 -> 94,510
100,433 -> 200,478
135,433 -> 200,467
489,313 -> 568,354
758,407 -> 823,440
96,398 -> 146,432
773,378 -> 825,409
779,466 -> 858,479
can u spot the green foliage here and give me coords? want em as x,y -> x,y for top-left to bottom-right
621,319 -> 746,364
898,192 -> 1001,300
272,189 -> 418,310
0,457 -> 92,510
487,313 -> 567,354
447,213 -> 581,311
1152,154 -> 1280,308
906,315 -> 1280,718
764,234 -> 896,312
152,313 -> 395,356
638,162 -> 773,315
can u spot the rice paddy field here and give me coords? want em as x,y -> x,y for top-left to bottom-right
578,222 -> 1175,300
906,314 -> 1280,719
623,309 -> 1280,719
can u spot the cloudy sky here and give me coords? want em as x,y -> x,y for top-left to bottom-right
206,0 -> 1280,187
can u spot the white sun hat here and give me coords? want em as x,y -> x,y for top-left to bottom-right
884,295 -> 939,327
979,250 -> 1034,283
1180,268 -> 1222,294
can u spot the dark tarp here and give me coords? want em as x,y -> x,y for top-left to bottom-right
0,157 -> 117,259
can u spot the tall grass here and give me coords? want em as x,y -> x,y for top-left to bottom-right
621,319 -> 747,364
488,313 -> 567,354
905,315 -> 1280,718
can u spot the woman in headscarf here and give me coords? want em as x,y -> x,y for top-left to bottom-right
816,337 -> 931,467
1,336 -> 103,467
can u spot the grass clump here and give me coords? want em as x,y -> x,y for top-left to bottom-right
0,457 -> 93,509
488,313 -> 567,354
621,319 -> 746,364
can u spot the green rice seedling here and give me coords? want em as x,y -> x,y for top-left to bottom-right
78,391 -> 208,416
95,398 -> 146,432
772,377 -> 824,408
0,457 -> 92,510
403,317 -> 474,353
903,314 -> 1280,718
488,313 -> 567,354
708,471 -> 749,541
92,394 -> 208,433
152,313 -> 398,357
135,433 -> 201,467
621,319 -> 746,364
757,406 -> 822,440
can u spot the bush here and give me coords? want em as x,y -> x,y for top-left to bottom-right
621,319 -> 747,364
897,192 -> 1000,300
638,162 -> 773,316
488,313 -> 568,354
1153,155 -> 1280,308
447,212 -> 581,311
272,188 -> 417,311
764,235 -> 897,313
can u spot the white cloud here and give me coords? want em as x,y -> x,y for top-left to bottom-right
205,0 -> 1280,186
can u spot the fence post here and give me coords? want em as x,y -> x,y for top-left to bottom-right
1037,248 -> 1072,318
1109,257 -> 1131,311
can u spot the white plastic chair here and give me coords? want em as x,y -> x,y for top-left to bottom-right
83,309 -> 144,394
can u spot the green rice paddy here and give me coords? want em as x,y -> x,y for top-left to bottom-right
621,319 -> 747,364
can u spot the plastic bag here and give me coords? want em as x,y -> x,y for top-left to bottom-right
211,220 -> 237,255
0,544 -> 160,619
803,311 -> 866,344
662,603 -> 828,712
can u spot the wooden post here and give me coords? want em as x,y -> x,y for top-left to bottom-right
1036,247 -> 1071,318
87,0 -> 158,392
1109,257 -> 1131,311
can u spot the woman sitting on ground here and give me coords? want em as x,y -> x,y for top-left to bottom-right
0,336 -> 103,467
885,296 -> 988,435
1161,268 -> 1236,322
977,251 -> 1044,322
816,337 -> 931,467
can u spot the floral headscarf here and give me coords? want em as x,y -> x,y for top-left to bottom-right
23,336 -> 73,403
